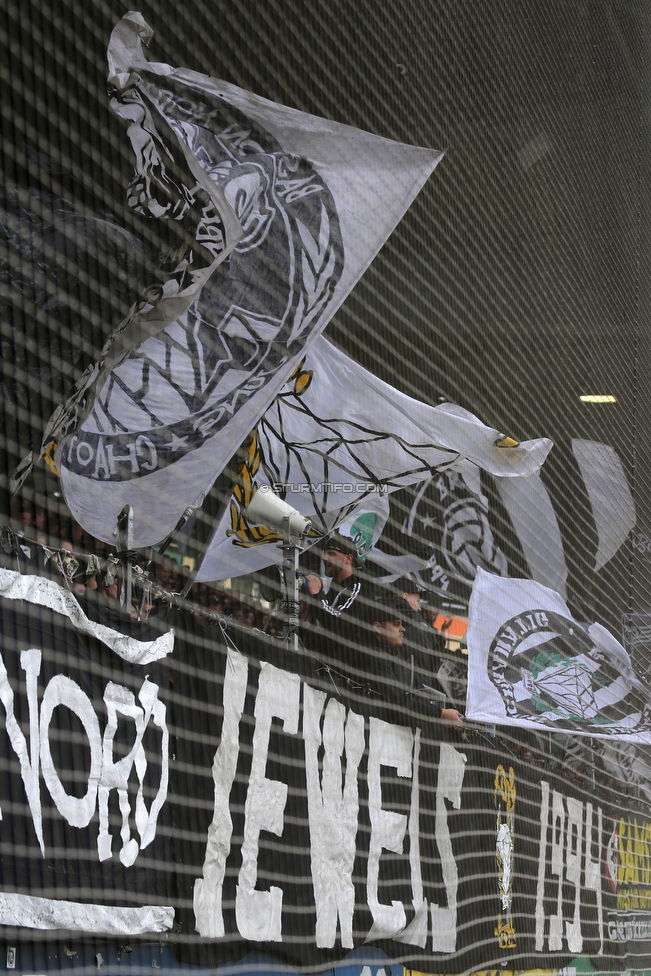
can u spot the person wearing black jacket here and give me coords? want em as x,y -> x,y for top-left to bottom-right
369,598 -> 463,725
394,576 -> 444,657
301,533 -> 375,692
392,577 -> 467,713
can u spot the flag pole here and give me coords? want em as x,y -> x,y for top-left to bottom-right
180,491 -> 233,598
152,507 -> 195,563
279,515 -> 301,653
116,504 -> 133,612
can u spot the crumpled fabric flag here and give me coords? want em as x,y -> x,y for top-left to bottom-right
379,439 -> 633,605
48,12 -> 443,547
492,440 -> 635,598
371,468 -> 510,601
194,337 -> 552,581
494,472 -> 568,597
466,568 -> 651,742
571,439 -> 636,572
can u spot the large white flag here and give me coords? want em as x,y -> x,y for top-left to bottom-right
466,568 -> 651,742
51,12 -> 443,547
195,338 -> 552,581
492,440 -> 635,598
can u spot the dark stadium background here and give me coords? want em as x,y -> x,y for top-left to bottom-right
1,3 -> 651,973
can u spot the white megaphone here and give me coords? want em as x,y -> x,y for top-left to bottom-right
245,487 -> 311,652
244,486 -> 311,542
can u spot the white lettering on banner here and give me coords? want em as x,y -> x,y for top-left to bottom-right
303,685 -> 364,949
0,649 -> 44,853
549,789 -> 565,950
94,441 -> 109,480
585,802 -> 603,955
97,679 -> 168,866
608,915 -> 651,941
535,781 -> 604,954
235,662 -> 301,942
194,648 -> 249,938
431,742 -> 467,953
40,675 -> 102,830
66,435 -> 158,480
0,646 -> 167,865
367,716 -> 414,938
395,727 -> 428,948
194,656 -> 471,949
535,779 -> 549,949
565,797 -> 583,953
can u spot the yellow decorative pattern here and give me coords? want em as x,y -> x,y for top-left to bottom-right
227,361 -> 314,549
43,441 -> 60,477
494,763 -> 517,948
495,436 -> 520,448
228,432 -> 283,548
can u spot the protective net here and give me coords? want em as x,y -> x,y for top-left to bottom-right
0,2 -> 650,974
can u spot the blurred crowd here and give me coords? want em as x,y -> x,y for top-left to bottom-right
7,493 -> 280,630
6,492 -> 468,670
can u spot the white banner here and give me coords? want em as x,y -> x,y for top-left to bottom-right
494,473 -> 567,598
571,439 -> 636,572
0,894 -> 173,936
195,338 -> 552,581
466,569 -> 651,741
0,568 -> 173,665
55,13 -> 443,548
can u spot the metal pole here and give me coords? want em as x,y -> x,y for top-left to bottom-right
116,504 -> 133,612
152,507 -> 195,565
280,515 -> 301,653
181,493 -> 232,598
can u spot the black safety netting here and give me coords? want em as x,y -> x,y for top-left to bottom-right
1,2 -> 651,975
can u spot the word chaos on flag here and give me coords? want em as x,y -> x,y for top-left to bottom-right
195,337 -> 552,581
466,568 -> 651,741
53,12 -> 444,547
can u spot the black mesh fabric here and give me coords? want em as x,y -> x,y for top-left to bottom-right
1,2 -> 651,974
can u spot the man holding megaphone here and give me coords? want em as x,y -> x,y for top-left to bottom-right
301,532 -> 376,692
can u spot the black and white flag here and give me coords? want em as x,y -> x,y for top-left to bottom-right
377,438 -> 636,607
192,337 -> 551,581
373,468 -> 511,601
51,13 -> 444,548
466,569 -> 651,741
